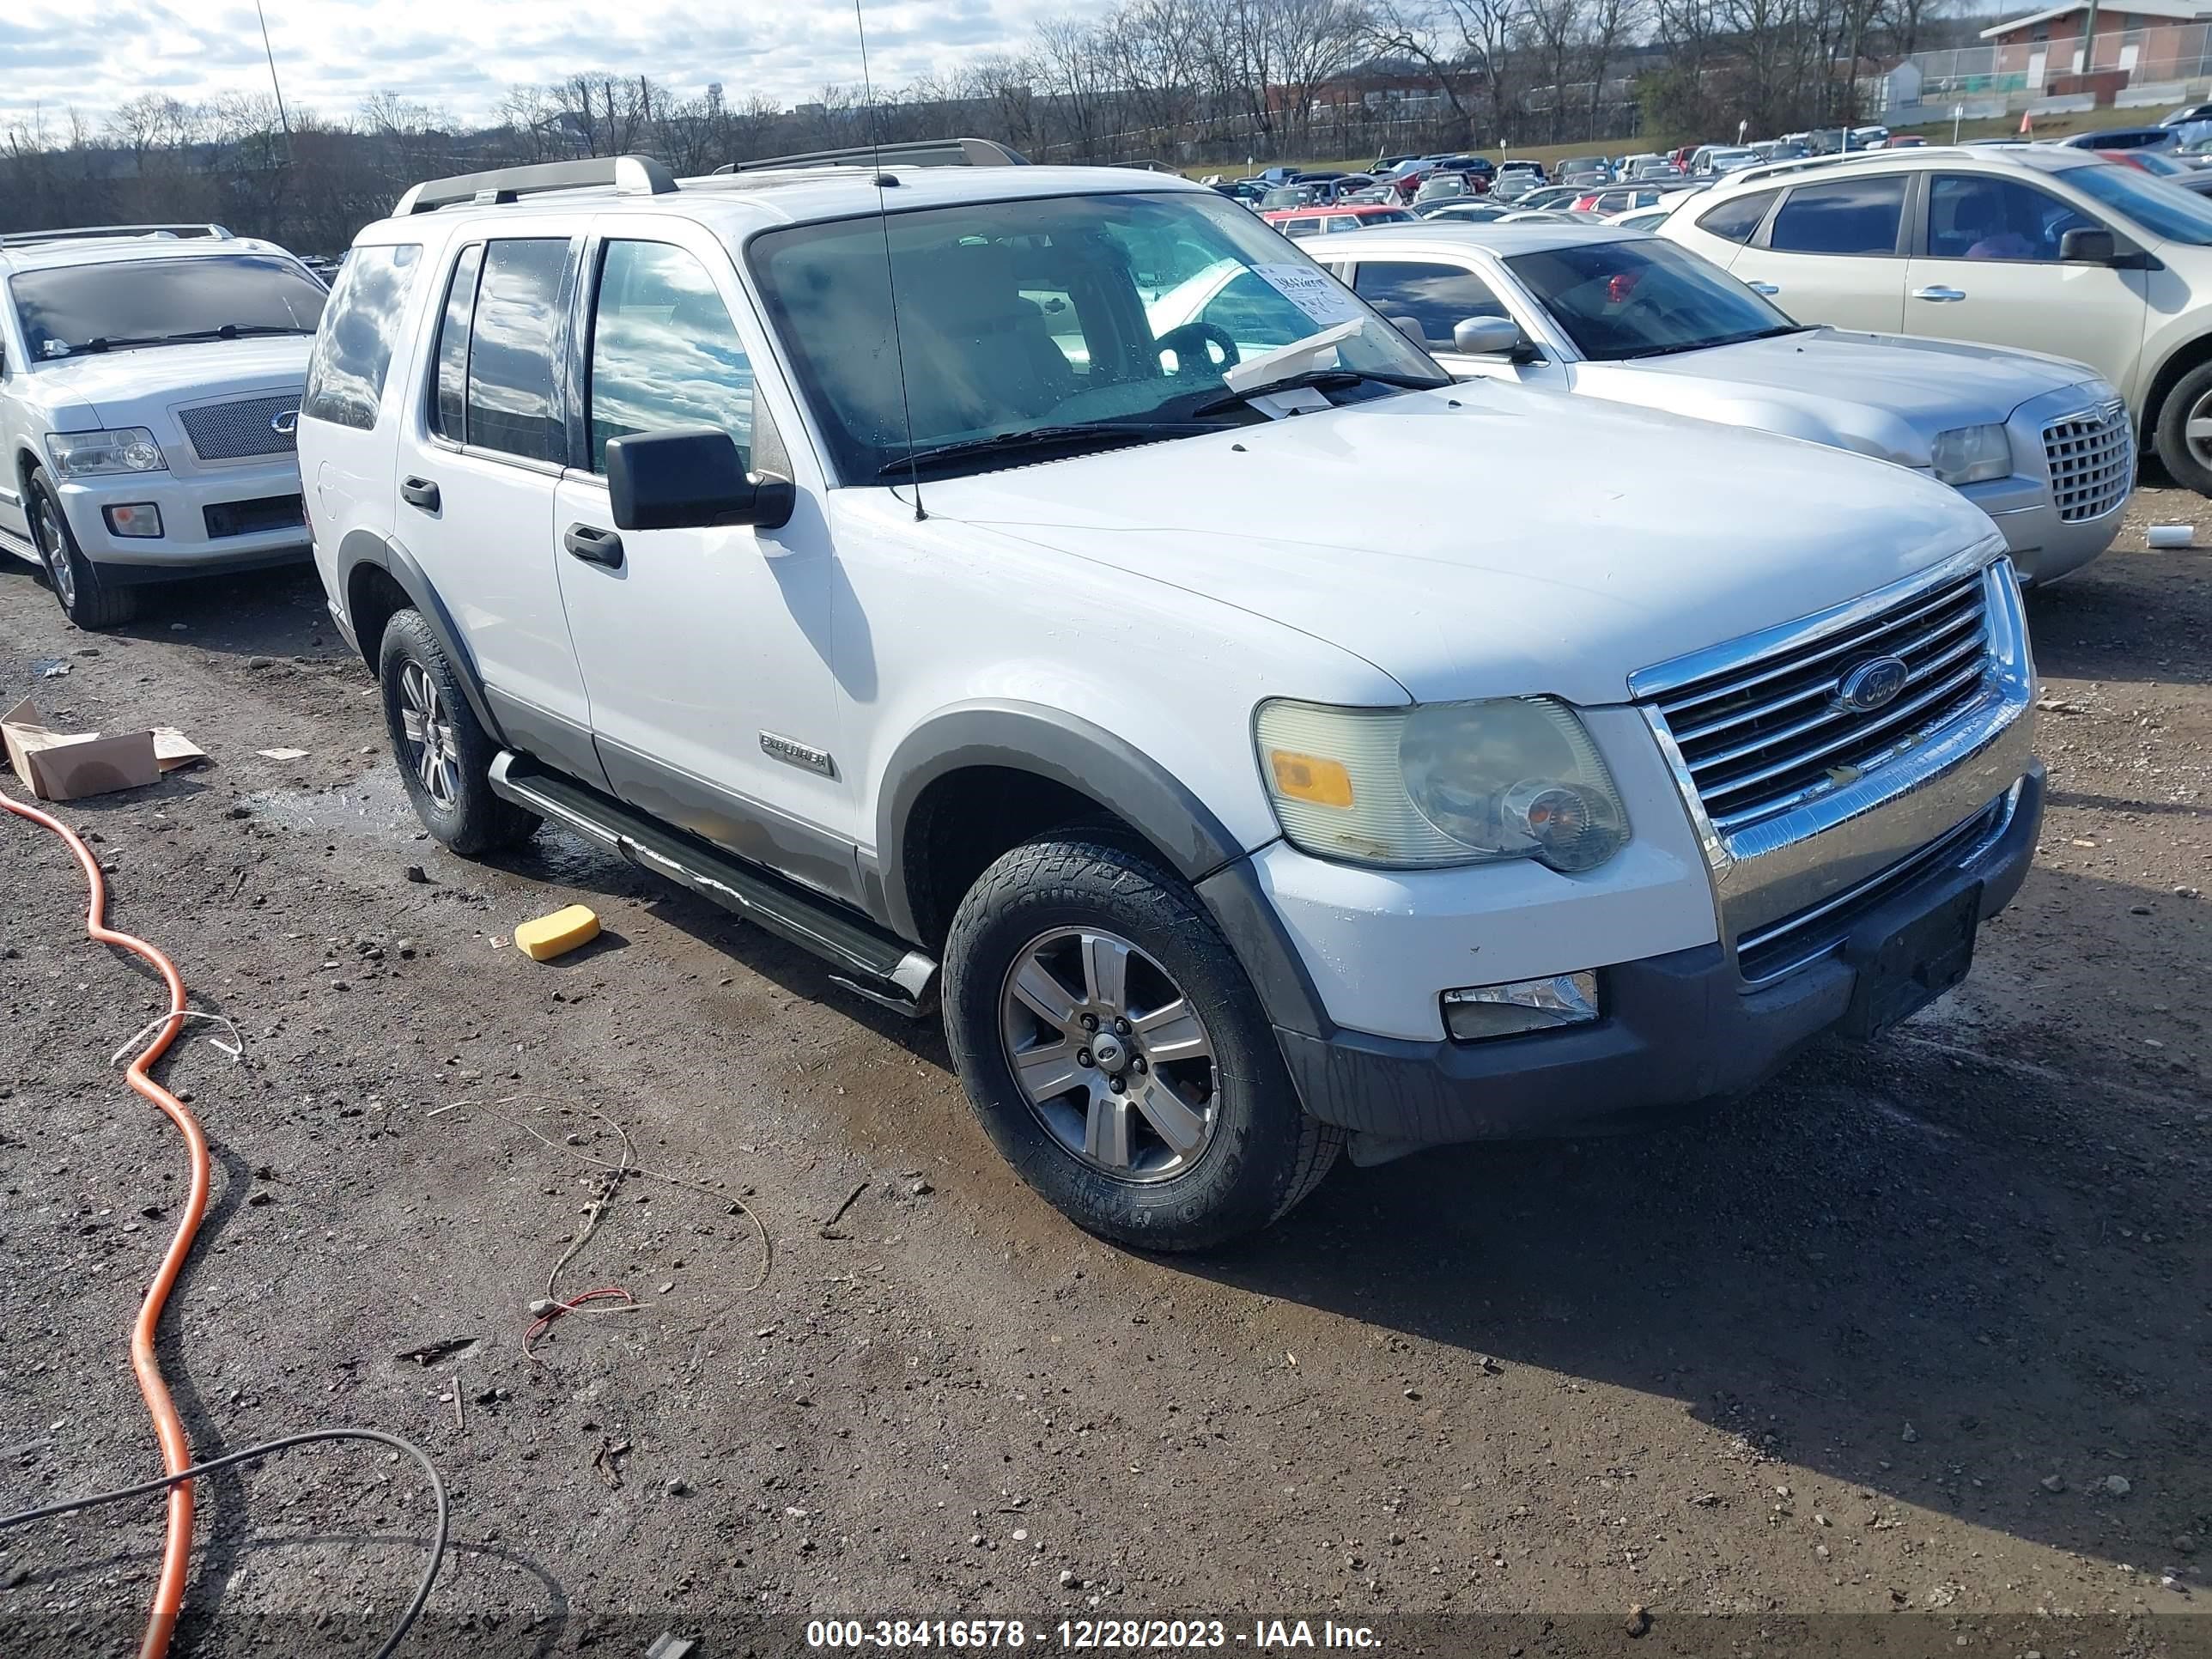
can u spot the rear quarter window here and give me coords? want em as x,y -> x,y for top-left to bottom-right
301,245 -> 422,432
1698,190 -> 1778,244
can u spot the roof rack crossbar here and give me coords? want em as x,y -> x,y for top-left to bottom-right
393,155 -> 678,216
0,223 -> 234,247
714,137 -> 1029,174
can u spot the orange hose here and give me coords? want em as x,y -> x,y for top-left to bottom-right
3,787 -> 210,1659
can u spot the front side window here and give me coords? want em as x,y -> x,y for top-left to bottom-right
1927,173 -> 2095,261
749,190 -> 1443,483
1506,236 -> 1801,362
16,252 -> 328,364
1352,260 -> 1510,349
586,240 -> 754,473
1767,176 -> 1907,255
465,238 -> 568,464
302,244 -> 421,432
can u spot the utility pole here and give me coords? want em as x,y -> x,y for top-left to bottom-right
2079,0 -> 2102,82
253,0 -> 291,149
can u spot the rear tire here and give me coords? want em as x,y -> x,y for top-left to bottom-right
26,469 -> 137,629
377,607 -> 539,856
2153,360 -> 2212,496
941,832 -> 1340,1250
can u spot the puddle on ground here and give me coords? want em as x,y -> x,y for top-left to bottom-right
241,774 -> 417,836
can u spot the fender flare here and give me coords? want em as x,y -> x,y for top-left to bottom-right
335,527 -> 507,745
875,700 -> 1330,1037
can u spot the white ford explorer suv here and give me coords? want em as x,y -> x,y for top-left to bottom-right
302,151 -> 2042,1249
1,225 -> 328,627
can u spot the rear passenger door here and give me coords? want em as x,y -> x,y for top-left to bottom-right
1727,173 -> 1911,331
552,220 -> 855,902
402,231 -> 605,787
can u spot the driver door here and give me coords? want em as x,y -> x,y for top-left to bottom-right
1339,257 -> 1568,386
1901,171 -> 2148,391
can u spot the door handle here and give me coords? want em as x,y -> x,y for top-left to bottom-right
563,522 -> 624,569
400,476 -> 441,512
1747,281 -> 1780,295
1911,286 -> 1966,303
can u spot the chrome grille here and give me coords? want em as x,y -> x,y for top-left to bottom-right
2041,399 -> 2131,523
1644,570 -> 1992,836
177,394 -> 301,461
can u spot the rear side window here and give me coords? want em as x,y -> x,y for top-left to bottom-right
463,239 -> 569,463
429,244 -> 483,443
301,245 -> 421,431
586,240 -> 755,473
1352,260 -> 1509,349
1768,178 -> 1907,255
1698,190 -> 1778,245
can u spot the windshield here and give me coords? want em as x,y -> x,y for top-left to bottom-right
11,253 -> 325,362
749,189 -> 1443,483
1506,236 -> 1799,361
2065,159 -> 2212,243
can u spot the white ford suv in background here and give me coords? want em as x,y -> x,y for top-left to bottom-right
302,150 -> 2041,1249
1,225 -> 326,627
1660,144 -> 2212,495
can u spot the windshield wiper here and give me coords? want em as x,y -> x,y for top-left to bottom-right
70,323 -> 312,354
873,422 -> 1206,481
1188,366 -> 1447,418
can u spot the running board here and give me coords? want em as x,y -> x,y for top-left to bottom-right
489,752 -> 938,1016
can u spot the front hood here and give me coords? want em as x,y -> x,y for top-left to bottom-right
1576,328 -> 2099,466
920,385 -> 2000,707
31,337 -> 311,426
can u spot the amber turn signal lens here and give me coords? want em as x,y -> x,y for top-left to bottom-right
1267,749 -> 1355,809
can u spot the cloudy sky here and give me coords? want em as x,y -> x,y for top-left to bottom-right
0,0 -> 1044,133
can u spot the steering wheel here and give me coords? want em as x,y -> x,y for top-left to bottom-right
1154,320 -> 1241,378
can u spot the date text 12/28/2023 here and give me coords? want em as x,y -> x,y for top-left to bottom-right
805,1619 -> 1383,1649
805,1627 -> 1371,1654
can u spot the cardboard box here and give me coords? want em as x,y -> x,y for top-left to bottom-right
3,698 -> 161,801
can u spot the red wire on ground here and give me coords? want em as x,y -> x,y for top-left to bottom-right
523,1285 -> 636,1355
3,788 -> 211,1659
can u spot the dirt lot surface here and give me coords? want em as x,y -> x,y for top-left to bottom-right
0,492 -> 2207,1659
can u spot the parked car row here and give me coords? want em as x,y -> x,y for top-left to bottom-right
0,140 -> 2118,1250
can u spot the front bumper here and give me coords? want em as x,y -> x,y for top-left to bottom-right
57,461 -> 309,578
1961,473 -> 2124,586
1274,766 -> 2042,1146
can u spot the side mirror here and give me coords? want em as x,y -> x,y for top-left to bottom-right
1389,314 -> 1428,345
605,428 -> 794,532
1451,315 -> 1522,356
2060,227 -> 2118,264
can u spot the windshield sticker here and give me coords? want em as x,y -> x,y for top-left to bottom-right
1253,264 -> 1367,329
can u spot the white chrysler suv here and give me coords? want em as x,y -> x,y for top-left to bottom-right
1,225 -> 325,627
301,151 -> 2042,1249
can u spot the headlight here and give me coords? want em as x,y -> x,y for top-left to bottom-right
1929,422 -> 2010,486
46,428 -> 168,478
1255,696 -> 1630,872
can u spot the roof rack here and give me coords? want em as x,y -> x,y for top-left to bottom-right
714,137 -> 1029,174
0,223 -> 234,248
392,155 -> 678,216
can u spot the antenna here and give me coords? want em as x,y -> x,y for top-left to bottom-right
854,0 -> 926,521
253,0 -> 292,151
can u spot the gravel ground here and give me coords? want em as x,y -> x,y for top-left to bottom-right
0,493 -> 2206,1658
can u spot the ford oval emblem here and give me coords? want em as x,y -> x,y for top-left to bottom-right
1836,655 -> 1910,714
270,409 -> 300,435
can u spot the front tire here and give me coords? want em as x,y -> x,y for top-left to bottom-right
2153,360 -> 2212,496
377,608 -> 538,856
26,469 -> 137,629
941,833 -> 1340,1250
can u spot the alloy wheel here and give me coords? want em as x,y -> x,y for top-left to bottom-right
999,926 -> 1218,1182
31,496 -> 75,610
2187,388 -> 2212,471
397,660 -> 461,810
